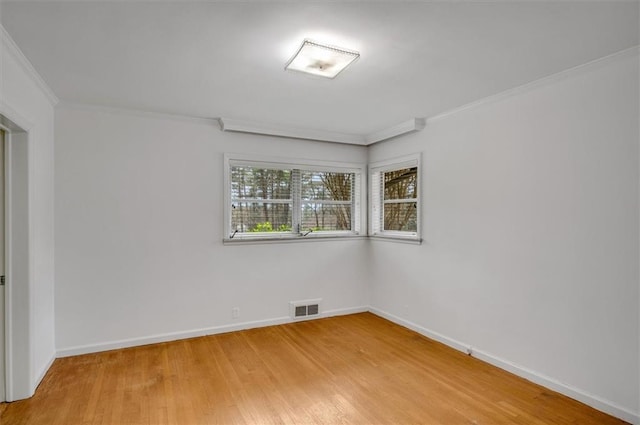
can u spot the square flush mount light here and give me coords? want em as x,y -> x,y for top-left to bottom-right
285,39 -> 360,79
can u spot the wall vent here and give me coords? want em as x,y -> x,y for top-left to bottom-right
290,299 -> 322,320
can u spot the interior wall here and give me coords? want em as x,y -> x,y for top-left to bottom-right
368,49 -> 639,421
0,25 -> 56,399
54,106 -> 369,354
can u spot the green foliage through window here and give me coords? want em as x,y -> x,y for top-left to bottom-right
249,222 -> 292,232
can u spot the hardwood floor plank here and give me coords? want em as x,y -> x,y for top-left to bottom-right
0,313 -> 628,424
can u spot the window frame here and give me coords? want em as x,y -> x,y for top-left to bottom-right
369,153 -> 422,243
224,153 -> 367,243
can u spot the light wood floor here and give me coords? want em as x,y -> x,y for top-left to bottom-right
0,313 -> 627,424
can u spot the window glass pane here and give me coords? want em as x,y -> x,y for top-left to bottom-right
231,202 -> 292,233
301,204 -> 352,231
383,167 -> 417,200
301,171 -> 352,201
384,202 -> 417,232
231,166 -> 291,200
227,157 -> 362,240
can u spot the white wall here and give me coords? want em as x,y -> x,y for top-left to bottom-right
369,49 -> 639,422
54,106 -> 369,354
0,25 -> 57,399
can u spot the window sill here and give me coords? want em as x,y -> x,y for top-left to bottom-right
222,234 -> 422,245
223,234 -> 367,245
369,235 -> 422,245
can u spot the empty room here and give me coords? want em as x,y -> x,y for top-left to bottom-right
0,1 -> 638,424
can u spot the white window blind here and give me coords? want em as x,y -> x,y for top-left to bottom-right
371,170 -> 383,235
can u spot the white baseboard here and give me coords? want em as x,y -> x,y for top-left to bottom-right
369,307 -> 470,354
56,306 -> 369,358
32,352 -> 56,395
470,348 -> 639,425
368,307 -> 639,425
323,305 -> 369,318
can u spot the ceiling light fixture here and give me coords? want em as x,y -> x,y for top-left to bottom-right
285,39 -> 360,79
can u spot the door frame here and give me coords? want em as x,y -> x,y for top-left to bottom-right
0,127 -> 5,402
0,124 -> 9,403
0,101 -> 34,401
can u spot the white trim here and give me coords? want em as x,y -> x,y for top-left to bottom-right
427,45 -> 640,125
369,307 -> 639,425
1,127 -> 12,403
57,102 -> 219,127
0,109 -> 32,402
223,235 -> 366,245
0,25 -> 59,106
26,123 -> 35,402
219,118 -> 426,146
0,101 -> 35,133
220,118 -> 365,145
56,306 -> 369,358
369,235 -> 422,245
227,153 -> 364,173
368,153 -> 421,173
366,118 -> 426,145
223,153 -> 232,239
322,305 -> 369,318
369,308 -> 469,353
31,352 -> 55,395
58,320 -> 289,357
0,129 -> 6,403
470,349 -> 640,425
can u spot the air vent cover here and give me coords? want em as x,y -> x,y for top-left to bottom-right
290,299 -> 322,320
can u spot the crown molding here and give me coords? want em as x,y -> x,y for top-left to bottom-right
0,98 -> 35,132
218,118 -> 366,145
1,24 -> 59,106
219,117 -> 426,146
56,104 -> 424,145
366,118 -> 426,145
57,101 -> 220,127
427,45 -> 640,125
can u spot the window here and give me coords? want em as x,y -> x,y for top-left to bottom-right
225,154 -> 364,241
370,154 -> 421,242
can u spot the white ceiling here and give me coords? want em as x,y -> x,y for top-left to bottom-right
1,1 -> 638,136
